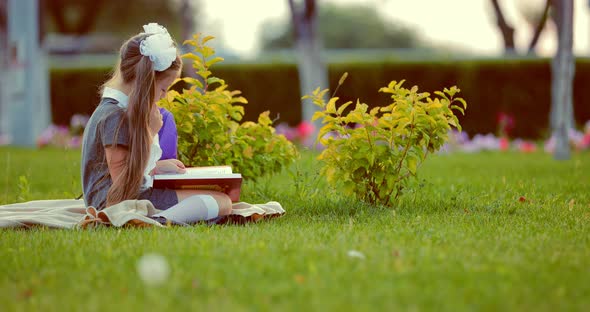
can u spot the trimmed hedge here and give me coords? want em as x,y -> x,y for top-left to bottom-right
328,59 -> 590,138
50,68 -> 111,125
50,59 -> 590,138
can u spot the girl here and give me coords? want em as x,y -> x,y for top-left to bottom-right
81,23 -> 231,223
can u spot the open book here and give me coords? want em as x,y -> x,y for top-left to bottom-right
153,166 -> 242,202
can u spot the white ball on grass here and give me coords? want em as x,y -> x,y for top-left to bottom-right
347,250 -> 366,260
137,253 -> 170,286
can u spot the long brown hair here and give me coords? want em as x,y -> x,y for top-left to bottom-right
103,33 -> 182,207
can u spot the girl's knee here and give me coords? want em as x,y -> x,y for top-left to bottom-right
215,194 -> 232,216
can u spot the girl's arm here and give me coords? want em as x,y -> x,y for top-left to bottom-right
154,158 -> 186,174
105,146 -> 128,182
105,106 -> 167,181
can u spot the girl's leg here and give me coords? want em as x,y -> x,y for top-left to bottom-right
153,190 -> 232,223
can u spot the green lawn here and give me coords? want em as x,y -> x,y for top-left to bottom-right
1,147 -> 589,311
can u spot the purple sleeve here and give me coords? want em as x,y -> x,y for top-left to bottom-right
158,107 -> 178,160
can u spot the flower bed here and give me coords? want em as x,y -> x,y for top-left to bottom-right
275,120 -> 590,154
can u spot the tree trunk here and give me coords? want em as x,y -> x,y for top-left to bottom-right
179,0 -> 198,79
288,0 -> 328,144
551,0 -> 574,160
490,0 -> 516,54
179,0 -> 196,45
0,0 -> 6,138
5,0 -> 51,146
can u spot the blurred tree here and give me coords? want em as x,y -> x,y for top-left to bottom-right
0,0 -> 5,123
45,0 -> 106,35
518,0 -> 552,53
178,0 -> 198,44
550,0 -> 574,160
0,1 -> 6,50
288,0 -> 327,140
263,3 -> 419,50
490,0 -> 516,54
489,0 -> 551,55
41,0 -> 184,38
177,0 -> 200,77
0,0 -> 5,33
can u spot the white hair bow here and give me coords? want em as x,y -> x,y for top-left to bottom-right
140,23 -> 177,72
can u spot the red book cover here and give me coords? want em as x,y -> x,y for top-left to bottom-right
153,166 -> 242,202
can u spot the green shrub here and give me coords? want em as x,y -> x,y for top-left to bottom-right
309,76 -> 465,206
159,35 -> 298,179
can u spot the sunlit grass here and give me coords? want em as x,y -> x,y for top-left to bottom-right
1,147 -> 589,311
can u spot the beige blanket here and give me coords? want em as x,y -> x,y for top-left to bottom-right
0,199 -> 285,229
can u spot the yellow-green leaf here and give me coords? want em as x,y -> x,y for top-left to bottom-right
451,105 -> 465,115
326,97 -> 338,114
206,56 -> 224,67
370,107 -> 380,116
202,35 -> 215,44
182,39 -> 198,47
181,53 -> 203,64
181,77 -> 204,89
318,124 -> 332,140
336,101 -> 352,115
232,96 -> 248,104
312,111 -> 324,122
258,111 -> 272,126
455,98 -> 467,109
407,157 -> 417,175
243,146 -> 253,159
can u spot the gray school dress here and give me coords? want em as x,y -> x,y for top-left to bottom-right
80,96 -> 178,210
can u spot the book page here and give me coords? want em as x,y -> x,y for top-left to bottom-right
185,166 -> 232,175
154,165 -> 234,180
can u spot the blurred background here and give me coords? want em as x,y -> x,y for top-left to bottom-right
0,0 -> 589,154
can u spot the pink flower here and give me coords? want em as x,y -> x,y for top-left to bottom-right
275,123 -> 297,141
568,128 -> 584,146
451,130 -> 469,144
579,133 -> 590,150
544,135 -> 556,153
68,136 -> 82,148
499,137 -> 510,151
461,141 -> 481,153
470,133 -> 500,151
37,125 -> 58,147
497,112 -> 515,137
70,114 -> 90,129
36,124 -> 72,148
296,121 -> 315,139
519,141 -> 537,153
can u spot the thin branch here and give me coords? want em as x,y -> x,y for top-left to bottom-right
287,0 -> 300,37
528,0 -> 552,53
391,117 -> 415,197
490,0 -> 516,53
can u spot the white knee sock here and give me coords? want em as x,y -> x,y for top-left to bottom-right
153,195 -> 219,223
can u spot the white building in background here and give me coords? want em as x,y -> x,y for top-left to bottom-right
0,0 -> 50,147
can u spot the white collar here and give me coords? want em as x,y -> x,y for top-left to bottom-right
102,87 -> 129,109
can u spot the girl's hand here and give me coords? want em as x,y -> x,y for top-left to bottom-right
149,106 -> 163,135
154,159 -> 186,175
